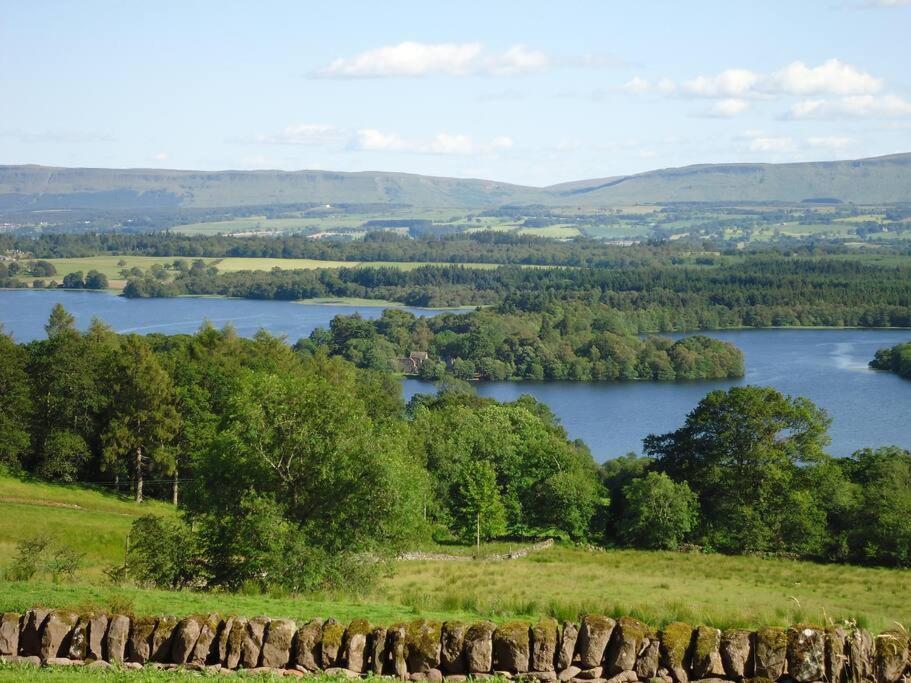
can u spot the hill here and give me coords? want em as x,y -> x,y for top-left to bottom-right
1,153 -> 909,211
1,474 -> 910,632
550,153 -> 911,205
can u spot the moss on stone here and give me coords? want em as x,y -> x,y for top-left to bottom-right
406,618 -> 443,663
322,618 -> 346,651
583,615 -> 616,633
660,622 -> 694,666
617,616 -> 649,643
347,618 -> 372,638
755,627 -> 787,652
466,621 -> 496,641
693,625 -> 721,662
533,618 -> 559,648
499,621 -> 531,644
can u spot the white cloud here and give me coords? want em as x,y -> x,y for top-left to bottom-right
318,41 -> 548,78
862,0 -> 911,6
152,152 -> 169,161
786,94 -> 911,119
683,69 -> 760,98
766,59 -> 882,96
622,76 -> 652,94
627,59 -> 884,117
705,98 -> 751,117
354,129 -> 513,155
356,128 -> 410,151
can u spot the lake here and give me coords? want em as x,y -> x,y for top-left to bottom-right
2,290 -> 909,460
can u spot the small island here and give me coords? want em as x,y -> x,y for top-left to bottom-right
870,341 -> 911,379
299,306 -> 745,382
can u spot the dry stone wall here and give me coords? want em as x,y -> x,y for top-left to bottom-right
0,608 -> 908,682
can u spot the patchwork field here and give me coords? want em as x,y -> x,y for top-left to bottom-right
1,475 -> 909,634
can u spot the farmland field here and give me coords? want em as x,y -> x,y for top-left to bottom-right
13,256 -> 506,288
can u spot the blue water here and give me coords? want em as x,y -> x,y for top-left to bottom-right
0,289 -> 448,343
2,290 -> 909,460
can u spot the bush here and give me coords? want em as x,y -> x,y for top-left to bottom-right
620,472 -> 698,550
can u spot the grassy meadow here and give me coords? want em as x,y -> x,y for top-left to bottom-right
14,256 -> 505,290
1,475 -> 909,633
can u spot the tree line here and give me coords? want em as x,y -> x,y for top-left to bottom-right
2,306 -> 910,594
112,254 -> 911,329
303,306 -> 744,382
5,230 -> 901,269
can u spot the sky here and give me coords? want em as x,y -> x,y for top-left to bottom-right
1,0 -> 910,186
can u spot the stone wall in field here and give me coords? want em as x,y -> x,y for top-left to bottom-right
0,608 -> 908,681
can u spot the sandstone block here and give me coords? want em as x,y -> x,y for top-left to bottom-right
577,616 -> 616,669
465,621 -> 496,673
40,610 -> 78,660
719,629 -> 751,679
240,616 -> 270,669
690,626 -> 723,680
753,627 -> 787,680
532,617 -> 560,672
441,621 -> 467,674
261,618 -> 296,670
787,626 -> 825,683
321,618 -> 345,669
171,616 -> 202,665
493,621 -> 531,673
659,622 -> 693,683
559,622 -> 579,671
343,618 -> 370,673
127,616 -> 157,664
293,619 -> 323,671
607,617 -> 649,675
86,614 -> 108,661
0,613 -> 19,656
105,614 -> 130,664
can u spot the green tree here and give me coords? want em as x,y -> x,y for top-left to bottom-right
646,386 -> 831,554
619,472 -> 698,550
102,336 -> 180,503
0,329 -> 31,470
840,447 -> 911,566
453,460 -> 507,546
45,303 -> 76,338
62,271 -> 85,289
84,270 -> 109,289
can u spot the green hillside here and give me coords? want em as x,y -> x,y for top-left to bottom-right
2,153 -> 909,210
1,474 -> 910,633
552,153 -> 911,205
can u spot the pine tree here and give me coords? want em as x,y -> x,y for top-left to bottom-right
102,335 -> 180,503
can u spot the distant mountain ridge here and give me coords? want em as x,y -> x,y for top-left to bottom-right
1,153 -> 909,210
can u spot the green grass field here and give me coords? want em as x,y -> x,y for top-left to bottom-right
15,256 -> 505,289
1,475 -> 909,634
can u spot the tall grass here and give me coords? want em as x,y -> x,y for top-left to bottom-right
0,475 -> 904,633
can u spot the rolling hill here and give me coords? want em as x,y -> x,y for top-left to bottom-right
1,153 -> 909,210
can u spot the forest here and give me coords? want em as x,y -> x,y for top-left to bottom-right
2,306 -> 911,595
109,254 -> 911,329
305,306 -> 744,381
870,340 -> 911,379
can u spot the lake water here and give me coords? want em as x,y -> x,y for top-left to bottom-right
2,290 -> 909,460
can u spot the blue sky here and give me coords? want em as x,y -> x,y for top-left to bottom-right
1,0 -> 910,185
